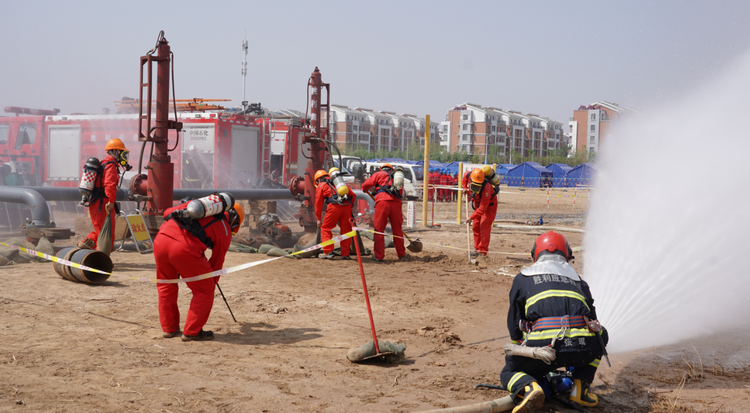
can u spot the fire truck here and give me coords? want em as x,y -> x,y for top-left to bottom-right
0,105 -> 309,190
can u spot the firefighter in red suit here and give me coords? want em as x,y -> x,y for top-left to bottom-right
439,169 -> 450,202
314,168 -> 357,260
78,138 -> 129,250
427,168 -> 435,201
154,198 -> 244,341
467,169 -> 498,256
361,164 -> 405,262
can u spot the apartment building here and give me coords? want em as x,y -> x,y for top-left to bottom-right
570,101 -> 636,154
329,105 -> 437,153
442,103 -> 566,158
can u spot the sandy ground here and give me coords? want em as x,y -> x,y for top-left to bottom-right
1,189 -> 749,413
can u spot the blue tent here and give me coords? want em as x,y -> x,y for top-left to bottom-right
417,160 -> 447,169
545,163 -> 574,187
564,163 -> 596,187
443,161 -> 460,175
496,164 -> 516,183
505,162 -> 553,188
380,157 -> 408,163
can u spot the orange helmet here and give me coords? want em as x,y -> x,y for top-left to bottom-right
380,163 -> 393,171
531,231 -> 573,262
230,202 -> 245,234
469,169 -> 485,184
105,138 -> 127,151
314,170 -> 329,187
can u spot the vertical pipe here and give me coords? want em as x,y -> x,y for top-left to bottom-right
146,37 -> 174,216
421,115 -> 430,227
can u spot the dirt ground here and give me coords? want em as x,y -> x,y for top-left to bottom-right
1,188 -> 749,412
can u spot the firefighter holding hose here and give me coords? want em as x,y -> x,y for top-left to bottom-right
314,168 -> 357,260
501,231 -> 608,412
154,194 -> 244,341
78,138 -> 130,250
466,168 -> 497,257
361,164 -> 406,263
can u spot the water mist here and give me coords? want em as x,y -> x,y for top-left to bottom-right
583,52 -> 750,354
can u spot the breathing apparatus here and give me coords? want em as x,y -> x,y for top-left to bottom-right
469,169 -> 485,194
392,166 -> 405,190
481,165 -> 500,186
78,157 -> 102,205
177,192 -> 236,220
328,167 -> 350,197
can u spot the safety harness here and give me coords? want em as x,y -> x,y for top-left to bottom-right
85,160 -> 118,211
323,181 -> 352,207
470,180 -> 498,210
520,315 -> 589,347
164,213 -> 226,249
373,170 -> 402,199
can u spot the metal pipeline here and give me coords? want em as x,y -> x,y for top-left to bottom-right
0,186 -> 53,226
16,187 -> 293,202
53,247 -> 113,285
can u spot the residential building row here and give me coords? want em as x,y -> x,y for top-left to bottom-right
328,105 -> 439,153
568,101 -> 637,155
325,100 -> 635,157
439,103 -> 567,159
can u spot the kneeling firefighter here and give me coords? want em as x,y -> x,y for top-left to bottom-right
314,168 -> 357,260
154,193 -> 244,341
361,164 -> 406,262
77,138 -> 132,250
500,231 -> 608,412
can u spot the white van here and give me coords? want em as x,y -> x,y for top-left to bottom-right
364,161 -> 424,200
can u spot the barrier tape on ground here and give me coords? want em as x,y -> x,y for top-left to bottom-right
426,185 -> 589,199
0,230 -> 357,284
352,227 -> 581,256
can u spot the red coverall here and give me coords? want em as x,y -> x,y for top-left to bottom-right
315,182 -> 357,256
470,181 -> 498,255
439,173 -> 450,202
362,171 -> 405,260
82,154 -> 118,250
427,171 -> 436,201
154,203 -> 232,336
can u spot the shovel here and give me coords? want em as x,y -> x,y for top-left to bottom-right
403,232 -> 422,253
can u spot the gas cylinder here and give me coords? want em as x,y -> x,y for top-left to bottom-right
182,192 -> 235,219
79,157 -> 101,204
329,169 -> 349,197
393,168 -> 405,189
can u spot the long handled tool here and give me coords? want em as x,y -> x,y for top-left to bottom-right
403,232 -> 422,253
465,195 -> 473,264
352,223 -> 381,354
216,283 -> 237,323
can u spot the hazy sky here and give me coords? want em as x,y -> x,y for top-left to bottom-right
2,0 -> 748,124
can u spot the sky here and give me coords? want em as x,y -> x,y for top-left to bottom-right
2,0 -> 749,125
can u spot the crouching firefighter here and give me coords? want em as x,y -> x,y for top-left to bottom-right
500,231 -> 608,412
154,193 -> 244,342
314,168 -> 357,260
361,164 -> 406,262
466,168 -> 498,256
77,138 -> 132,250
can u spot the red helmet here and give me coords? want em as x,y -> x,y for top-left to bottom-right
531,231 -> 573,262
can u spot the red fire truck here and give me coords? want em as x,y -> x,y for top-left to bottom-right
0,106 -> 308,189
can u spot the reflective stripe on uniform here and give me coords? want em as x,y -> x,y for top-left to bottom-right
589,358 -> 600,368
523,327 -> 596,342
507,372 -> 529,393
525,289 -> 590,315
